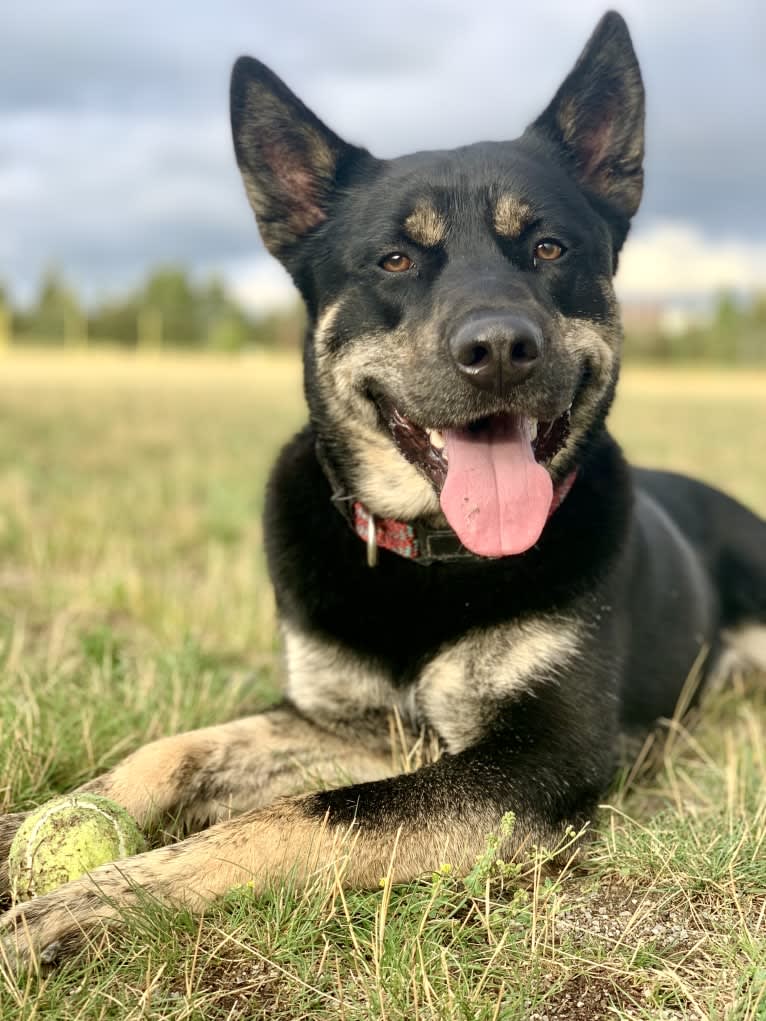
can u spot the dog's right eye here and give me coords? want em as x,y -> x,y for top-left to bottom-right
380,253 -> 413,273
534,239 -> 566,263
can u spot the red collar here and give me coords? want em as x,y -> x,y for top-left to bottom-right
352,470 -> 578,567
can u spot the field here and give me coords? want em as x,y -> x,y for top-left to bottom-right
0,351 -> 764,1020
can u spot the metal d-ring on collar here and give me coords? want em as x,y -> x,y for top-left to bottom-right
366,513 -> 378,568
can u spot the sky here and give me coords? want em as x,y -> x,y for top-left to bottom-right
1,0 -> 765,312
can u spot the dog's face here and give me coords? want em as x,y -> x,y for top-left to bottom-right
231,12 -> 644,557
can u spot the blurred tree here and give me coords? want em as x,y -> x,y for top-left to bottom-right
0,283 -> 10,349
253,303 -> 305,349
714,290 -> 740,328
739,290 -> 766,362
141,266 -> 199,345
137,306 -> 163,349
27,269 -> 86,344
208,308 -> 251,351
200,276 -> 251,350
89,295 -> 141,346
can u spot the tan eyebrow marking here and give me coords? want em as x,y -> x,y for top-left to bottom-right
403,202 -> 447,248
493,194 -> 534,239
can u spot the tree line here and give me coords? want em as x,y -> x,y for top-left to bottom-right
0,267 -> 764,361
626,291 -> 766,363
0,267 -> 304,351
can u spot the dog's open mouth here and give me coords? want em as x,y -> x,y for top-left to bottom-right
378,400 -> 572,557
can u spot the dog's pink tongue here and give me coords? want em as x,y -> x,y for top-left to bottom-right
440,418 -> 553,557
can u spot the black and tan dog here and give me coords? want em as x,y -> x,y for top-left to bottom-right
2,11 -> 765,967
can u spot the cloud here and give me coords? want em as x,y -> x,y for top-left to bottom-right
0,1 -> 458,116
0,0 -> 763,301
616,222 -> 766,299
0,110 -> 257,301
229,259 -> 296,313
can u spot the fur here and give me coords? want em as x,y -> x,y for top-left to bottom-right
2,11 -> 764,970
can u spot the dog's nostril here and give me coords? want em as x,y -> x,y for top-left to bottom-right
467,344 -> 490,367
511,338 -> 539,364
453,340 -> 492,368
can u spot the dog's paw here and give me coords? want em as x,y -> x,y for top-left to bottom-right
0,867 -> 131,973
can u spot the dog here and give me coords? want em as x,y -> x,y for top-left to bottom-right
2,10 -> 765,968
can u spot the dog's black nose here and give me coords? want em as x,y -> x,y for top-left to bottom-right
449,315 -> 543,392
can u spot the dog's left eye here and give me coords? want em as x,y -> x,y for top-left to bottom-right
534,239 -> 565,263
380,253 -> 413,273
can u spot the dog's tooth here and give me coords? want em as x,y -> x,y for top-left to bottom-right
428,429 -> 446,450
529,419 -> 538,441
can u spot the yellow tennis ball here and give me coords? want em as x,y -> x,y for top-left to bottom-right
8,794 -> 146,900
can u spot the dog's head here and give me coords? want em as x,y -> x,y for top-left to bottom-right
231,12 -> 644,558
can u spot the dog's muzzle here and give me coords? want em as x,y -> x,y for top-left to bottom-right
449,314 -> 543,394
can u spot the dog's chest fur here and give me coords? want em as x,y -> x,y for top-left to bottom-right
283,615 -> 583,753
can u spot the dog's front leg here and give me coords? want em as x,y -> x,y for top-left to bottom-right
77,704 -> 399,831
0,722 -> 607,970
0,704 -> 399,899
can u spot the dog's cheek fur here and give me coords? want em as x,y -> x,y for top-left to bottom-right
308,300 -> 443,520
548,285 -> 622,477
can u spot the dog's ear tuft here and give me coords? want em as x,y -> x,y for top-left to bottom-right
526,11 -> 644,221
230,58 -> 370,261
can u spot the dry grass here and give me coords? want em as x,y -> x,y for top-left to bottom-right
0,350 -> 764,1020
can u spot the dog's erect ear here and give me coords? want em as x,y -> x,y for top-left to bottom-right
230,58 -> 370,261
525,11 -> 644,221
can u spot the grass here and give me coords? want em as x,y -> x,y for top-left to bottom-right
0,349 -> 764,1020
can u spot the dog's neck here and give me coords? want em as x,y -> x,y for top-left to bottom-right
315,441 -> 577,568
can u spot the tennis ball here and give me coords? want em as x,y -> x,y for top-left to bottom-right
8,794 -> 146,900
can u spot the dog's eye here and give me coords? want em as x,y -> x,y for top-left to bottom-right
380,253 -> 413,273
534,239 -> 565,263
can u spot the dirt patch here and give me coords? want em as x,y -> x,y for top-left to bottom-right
163,954 -> 285,1019
531,970 -> 642,1021
555,878 -> 704,960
